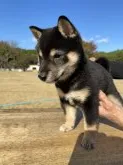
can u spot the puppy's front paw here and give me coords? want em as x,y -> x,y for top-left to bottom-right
81,131 -> 96,150
81,136 -> 94,150
59,123 -> 74,132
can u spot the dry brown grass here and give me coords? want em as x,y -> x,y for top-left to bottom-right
0,71 -> 60,109
0,71 -> 123,165
0,71 -> 123,109
0,107 -> 123,165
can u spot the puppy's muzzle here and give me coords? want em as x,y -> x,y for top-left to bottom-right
38,72 -> 47,81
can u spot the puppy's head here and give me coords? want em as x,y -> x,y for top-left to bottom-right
29,16 -> 86,83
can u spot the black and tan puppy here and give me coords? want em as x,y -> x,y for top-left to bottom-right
29,16 -> 123,150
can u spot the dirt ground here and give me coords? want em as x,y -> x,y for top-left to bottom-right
0,71 -> 123,165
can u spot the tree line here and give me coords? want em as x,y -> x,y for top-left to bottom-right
0,40 -> 123,71
0,41 -> 38,71
95,50 -> 123,61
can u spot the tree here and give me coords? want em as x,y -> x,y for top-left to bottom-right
17,53 -> 31,71
96,50 -> 123,61
20,49 -> 38,65
0,41 -> 38,70
0,41 -> 20,69
82,40 -> 97,58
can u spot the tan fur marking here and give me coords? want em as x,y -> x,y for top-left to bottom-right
58,25 -> 66,38
67,51 -> 79,66
31,28 -> 42,39
50,49 -> 56,57
84,123 -> 97,131
57,88 -> 65,98
83,112 -> 97,131
58,23 -> 77,38
108,94 -> 122,107
66,88 -> 90,103
65,104 -> 76,126
59,104 -> 76,132
69,33 -> 77,38
46,71 -> 53,82
39,50 -> 43,57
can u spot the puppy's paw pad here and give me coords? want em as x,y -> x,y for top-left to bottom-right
59,124 -> 74,132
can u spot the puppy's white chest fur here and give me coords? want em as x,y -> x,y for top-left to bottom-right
57,87 -> 90,105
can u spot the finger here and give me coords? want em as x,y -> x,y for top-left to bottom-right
99,101 -> 103,106
99,90 -> 107,100
101,98 -> 113,110
98,105 -> 105,117
99,90 -> 113,108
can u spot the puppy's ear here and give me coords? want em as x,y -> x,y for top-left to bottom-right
29,26 -> 43,40
57,16 -> 77,38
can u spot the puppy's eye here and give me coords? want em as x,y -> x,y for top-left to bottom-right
54,54 -> 61,58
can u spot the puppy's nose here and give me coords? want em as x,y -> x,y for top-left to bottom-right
38,72 -> 47,81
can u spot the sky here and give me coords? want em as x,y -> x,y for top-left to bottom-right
0,0 -> 123,52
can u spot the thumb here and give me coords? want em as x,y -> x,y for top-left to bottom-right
99,90 -> 113,109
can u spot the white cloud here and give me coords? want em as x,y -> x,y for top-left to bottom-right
88,35 -> 109,44
96,38 -> 109,44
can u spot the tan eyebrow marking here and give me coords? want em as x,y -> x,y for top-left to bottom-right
50,49 -> 65,57
50,49 -> 56,57
67,51 -> 79,65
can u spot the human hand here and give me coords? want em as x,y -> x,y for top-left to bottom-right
99,90 -> 123,128
99,90 -> 121,118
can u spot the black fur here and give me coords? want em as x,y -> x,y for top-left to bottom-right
95,57 -> 110,72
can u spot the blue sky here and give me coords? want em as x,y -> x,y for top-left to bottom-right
0,0 -> 123,52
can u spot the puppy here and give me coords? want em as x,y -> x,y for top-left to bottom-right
29,16 -> 123,150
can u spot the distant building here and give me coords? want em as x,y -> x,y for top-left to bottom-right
27,65 -> 39,71
89,57 -> 96,61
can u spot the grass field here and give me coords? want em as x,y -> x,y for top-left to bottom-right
0,71 -> 123,165
0,71 -> 123,109
0,71 -> 60,109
